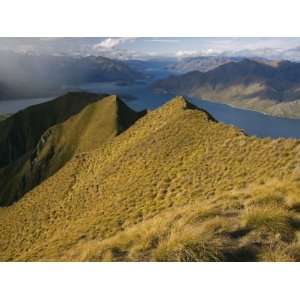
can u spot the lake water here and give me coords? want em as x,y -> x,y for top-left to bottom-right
1,77 -> 300,139
0,97 -> 54,114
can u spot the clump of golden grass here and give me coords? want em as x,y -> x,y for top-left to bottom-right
61,204 -> 235,262
241,206 -> 293,242
153,227 -> 229,262
257,242 -> 300,262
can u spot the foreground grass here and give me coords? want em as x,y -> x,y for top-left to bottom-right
1,96 -> 300,261
62,180 -> 300,262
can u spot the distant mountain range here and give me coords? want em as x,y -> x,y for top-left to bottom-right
172,45 -> 300,63
222,46 -> 300,61
169,56 -> 283,73
0,51 -> 142,100
170,56 -> 243,73
1,93 -> 300,261
153,59 -> 300,118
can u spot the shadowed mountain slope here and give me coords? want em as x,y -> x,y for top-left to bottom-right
1,96 -> 300,261
0,95 -> 146,206
0,113 -> 9,122
0,92 -> 106,168
153,59 -> 300,118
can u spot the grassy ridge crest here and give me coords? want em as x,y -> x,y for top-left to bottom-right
1,95 -> 300,261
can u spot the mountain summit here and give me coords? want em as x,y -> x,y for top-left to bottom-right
0,94 -> 146,206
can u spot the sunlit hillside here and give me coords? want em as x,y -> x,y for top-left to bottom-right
1,96 -> 300,261
0,95 -> 145,206
0,92 -> 105,168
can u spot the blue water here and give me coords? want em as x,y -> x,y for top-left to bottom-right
187,98 -> 300,139
1,76 -> 300,139
78,81 -> 300,139
0,97 -> 54,114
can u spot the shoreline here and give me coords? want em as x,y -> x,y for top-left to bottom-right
186,95 -> 300,121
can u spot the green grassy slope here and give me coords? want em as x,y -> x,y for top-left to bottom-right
1,96 -> 300,261
0,95 -> 146,206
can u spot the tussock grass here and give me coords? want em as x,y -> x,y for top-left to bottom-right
257,243 -> 300,262
1,96 -> 300,261
153,226 -> 229,262
61,205 -> 234,262
241,206 -> 294,242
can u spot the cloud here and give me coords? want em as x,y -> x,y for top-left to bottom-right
93,38 -> 137,49
39,37 -> 64,41
148,39 -> 180,43
3,37 -> 300,61
89,38 -> 146,60
175,48 -> 221,58
176,50 -> 199,57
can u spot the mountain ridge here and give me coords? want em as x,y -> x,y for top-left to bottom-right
0,94 -> 146,206
0,92 -> 106,168
152,59 -> 300,118
1,95 -> 300,261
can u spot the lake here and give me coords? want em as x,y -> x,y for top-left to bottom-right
1,76 -> 300,139
0,97 -> 54,114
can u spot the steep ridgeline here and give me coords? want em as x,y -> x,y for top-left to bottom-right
153,59 -> 300,118
0,92 -> 105,168
0,95 -> 146,206
1,97 -> 300,262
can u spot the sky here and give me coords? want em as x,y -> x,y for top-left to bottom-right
1,37 -> 300,59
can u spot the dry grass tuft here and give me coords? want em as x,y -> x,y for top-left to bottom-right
241,206 -> 294,242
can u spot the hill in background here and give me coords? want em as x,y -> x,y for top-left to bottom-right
1,95 -> 300,261
170,56 -> 242,73
169,56 -> 281,73
153,59 -> 300,118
